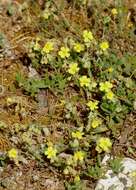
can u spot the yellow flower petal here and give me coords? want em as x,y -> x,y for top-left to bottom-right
44,146 -> 57,160
83,30 -> 94,42
8,148 -> 18,159
73,43 -> 85,53
91,118 -> 102,128
68,63 -> 79,75
96,137 -> 112,153
99,81 -> 113,92
111,8 -> 118,15
108,67 -> 113,73
42,42 -> 54,54
73,151 -> 85,162
72,131 -> 84,139
87,100 -> 99,111
105,90 -> 114,100
58,47 -> 70,58
100,41 -> 109,51
79,76 -> 91,87
42,10 -> 51,19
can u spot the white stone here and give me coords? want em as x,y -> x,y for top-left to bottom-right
118,173 -> 132,187
122,158 -> 136,174
95,176 -> 124,190
28,66 -> 40,79
95,157 -> 136,190
101,154 -> 111,165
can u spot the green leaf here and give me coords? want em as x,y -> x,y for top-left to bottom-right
87,163 -> 104,179
109,158 -> 123,174
101,101 -> 117,114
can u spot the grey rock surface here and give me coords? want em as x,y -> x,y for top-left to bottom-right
95,157 -> 136,190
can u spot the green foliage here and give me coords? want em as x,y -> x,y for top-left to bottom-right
87,163 -> 104,179
0,155 -> 6,167
16,72 -> 66,96
7,3 -> 15,16
16,73 -> 47,96
109,157 -> 124,174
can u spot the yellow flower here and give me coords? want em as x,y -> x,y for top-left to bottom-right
59,99 -> 66,106
108,67 -> 113,73
7,97 -> 14,105
8,148 -> 18,159
63,167 -> 69,175
42,42 -> 54,54
82,0 -> 87,5
79,76 -> 91,87
105,90 -> 114,100
100,41 -> 109,51
73,43 -> 85,53
58,47 -> 70,58
91,118 -> 102,128
83,30 -> 94,42
99,81 -> 113,92
128,22 -> 133,28
67,156 -> 74,165
130,171 -> 136,177
68,63 -> 79,75
91,81 -> 97,88
96,137 -> 112,153
87,100 -> 99,111
111,8 -> 118,15
74,175 -> 80,183
73,151 -> 85,162
42,9 -> 51,19
33,41 -> 41,51
72,131 -> 84,140
44,146 -> 57,160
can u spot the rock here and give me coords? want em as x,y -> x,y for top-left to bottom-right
95,157 -> 136,190
96,175 -> 124,190
28,66 -> 40,79
42,178 -> 65,190
133,100 -> 136,110
0,167 -> 4,174
42,127 -> 50,136
101,154 -> 111,165
58,153 -> 71,159
122,158 -> 136,174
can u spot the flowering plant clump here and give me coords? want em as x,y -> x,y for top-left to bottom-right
12,1 -> 136,186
